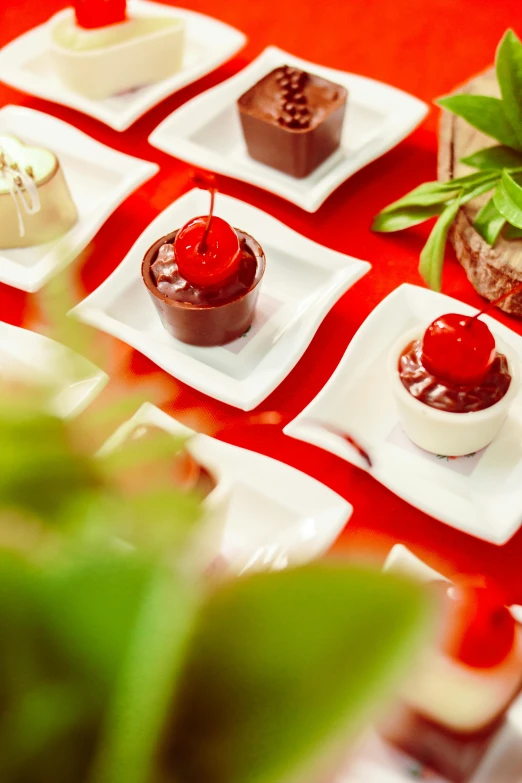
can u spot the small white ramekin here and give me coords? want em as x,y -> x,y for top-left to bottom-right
387,325 -> 520,457
49,10 -> 185,101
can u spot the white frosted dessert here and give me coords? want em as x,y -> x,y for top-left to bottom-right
49,7 -> 185,100
0,136 -> 77,249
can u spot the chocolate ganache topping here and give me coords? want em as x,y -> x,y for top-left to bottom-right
150,229 -> 258,306
399,339 -> 512,413
238,65 -> 346,133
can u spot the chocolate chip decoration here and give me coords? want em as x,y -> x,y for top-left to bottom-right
277,67 -> 311,129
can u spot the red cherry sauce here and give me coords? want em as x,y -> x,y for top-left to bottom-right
398,340 -> 511,413
150,229 -> 258,307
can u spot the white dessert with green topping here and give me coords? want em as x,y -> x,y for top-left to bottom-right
0,136 -> 77,249
49,6 -> 185,101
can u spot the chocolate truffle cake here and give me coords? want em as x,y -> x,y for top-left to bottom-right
237,65 -> 347,178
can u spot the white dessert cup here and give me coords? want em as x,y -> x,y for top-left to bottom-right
49,11 -> 185,101
387,326 -> 520,457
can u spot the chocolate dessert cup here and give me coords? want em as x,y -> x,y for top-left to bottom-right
238,65 -> 347,178
382,702 -> 513,783
142,228 -> 265,347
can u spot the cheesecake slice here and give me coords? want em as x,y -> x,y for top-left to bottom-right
49,9 -> 185,100
0,136 -> 77,249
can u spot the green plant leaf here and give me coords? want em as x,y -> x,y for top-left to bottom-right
42,555 -> 162,686
377,182 -> 462,214
372,203 -> 445,232
461,145 -> 522,170
374,172 -> 497,227
437,95 -> 521,150
444,171 -> 500,190
504,223 -> 522,239
93,566 -> 198,783
494,170 -> 522,228
496,30 -> 522,149
419,197 -> 462,291
474,197 -> 506,244
0,405 -> 102,523
459,175 -> 500,204
170,564 -> 430,783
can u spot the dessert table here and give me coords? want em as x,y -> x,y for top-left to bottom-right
2,0 -> 522,599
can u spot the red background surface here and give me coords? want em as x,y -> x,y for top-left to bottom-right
2,0 -> 522,598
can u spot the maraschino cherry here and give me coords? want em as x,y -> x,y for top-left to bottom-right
174,172 -> 241,287
422,313 -> 496,387
75,0 -> 127,29
443,583 -> 515,669
421,282 -> 522,388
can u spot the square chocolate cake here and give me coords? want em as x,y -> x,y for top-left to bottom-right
237,65 -> 347,178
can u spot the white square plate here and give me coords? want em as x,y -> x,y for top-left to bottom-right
0,320 -> 108,418
0,1 -> 247,132
70,188 -> 370,410
148,45 -> 428,212
100,402 -> 352,572
0,105 -> 158,292
284,284 -> 522,545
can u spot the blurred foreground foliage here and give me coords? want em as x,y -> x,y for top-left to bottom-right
0,281 -> 432,783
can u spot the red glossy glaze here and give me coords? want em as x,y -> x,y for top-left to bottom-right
74,0 -> 127,29
174,216 -> 241,287
444,584 -> 515,669
422,314 -> 496,387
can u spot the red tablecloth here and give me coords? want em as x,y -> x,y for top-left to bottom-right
2,0 -> 522,598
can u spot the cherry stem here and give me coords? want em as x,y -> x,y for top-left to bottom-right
198,188 -> 215,254
466,280 -> 522,326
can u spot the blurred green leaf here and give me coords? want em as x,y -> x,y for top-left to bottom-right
0,553 -> 102,783
0,403 -> 102,523
93,567 -> 198,783
169,564 -> 430,783
39,272 -> 107,374
496,30 -> 522,149
437,94 -> 521,150
41,555 -> 161,686
100,426 -> 186,477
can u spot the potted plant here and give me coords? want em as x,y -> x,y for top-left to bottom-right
373,29 -> 522,314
